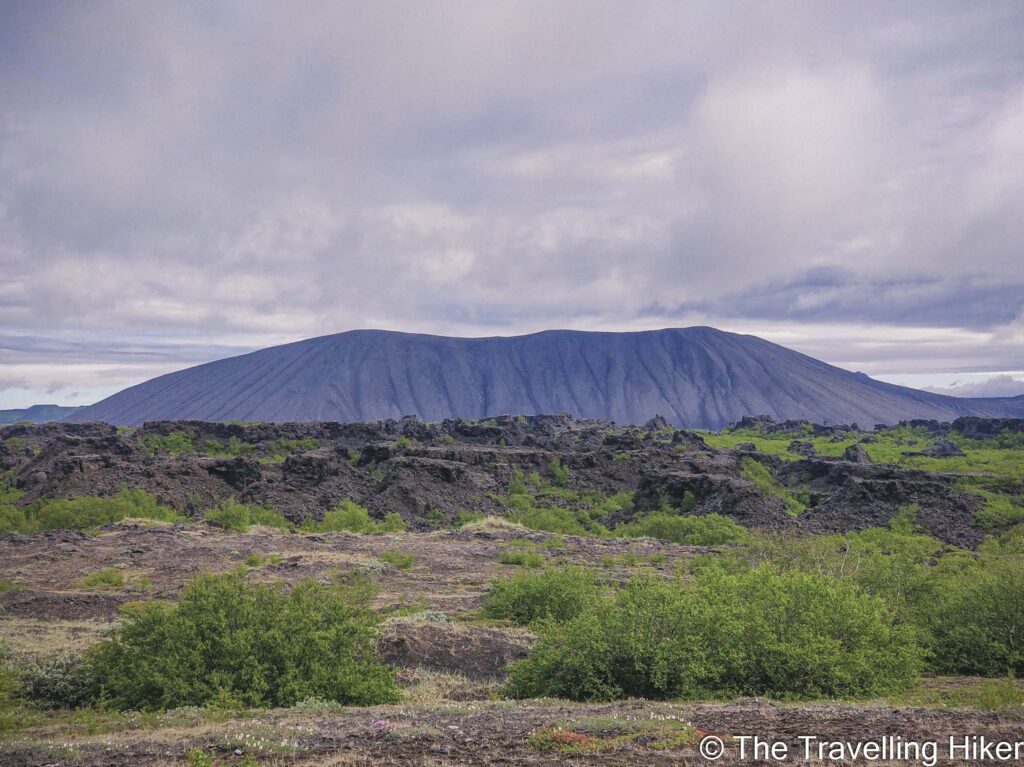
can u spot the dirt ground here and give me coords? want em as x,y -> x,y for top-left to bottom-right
4,697 -> 1024,766
3,523 -> 1023,766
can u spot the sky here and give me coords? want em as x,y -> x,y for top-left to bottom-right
1,0 -> 1023,409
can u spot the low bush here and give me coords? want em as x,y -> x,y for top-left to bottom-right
505,567 -> 922,701
516,506 -> 594,536
139,431 -> 194,455
85,572 -> 399,710
925,558 -> 1024,676
304,500 -> 406,534
548,459 -> 571,487
615,512 -> 745,545
203,501 -> 291,533
483,567 -> 602,626
0,488 -> 184,533
16,654 -> 92,709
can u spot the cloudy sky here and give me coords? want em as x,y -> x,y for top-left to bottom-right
2,0 -> 1023,409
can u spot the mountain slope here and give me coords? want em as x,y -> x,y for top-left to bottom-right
0,404 -> 84,425
67,327 -> 1021,428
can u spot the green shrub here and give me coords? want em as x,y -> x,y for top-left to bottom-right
379,550 -> 416,570
85,573 -> 399,710
0,643 -> 20,713
615,512 -> 745,545
247,506 -> 293,530
0,489 -> 184,533
925,558 -> 1024,675
17,654 -> 92,709
305,500 -> 406,534
396,436 -> 412,448
505,567 -> 922,701
139,431 -> 194,455
200,437 -> 257,457
453,510 -> 485,527
267,437 -> 319,460
548,459 -> 570,487
516,506 -> 589,536
499,549 -> 544,568
483,567 -> 602,626
203,501 -> 292,533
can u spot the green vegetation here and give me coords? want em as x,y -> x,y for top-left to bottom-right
303,500 -> 406,534
701,424 -> 1024,483
505,566 -> 921,701
139,431 -> 194,455
85,573 -> 399,710
198,436 -> 256,457
741,457 -> 806,515
548,459 -> 570,487
0,487 -> 184,533
203,501 -> 292,533
898,676 -> 1024,711
958,478 -> 1024,529
615,511 -> 745,545
138,432 -> 319,463
378,550 -> 416,570
500,469 -> 628,536
483,567 -> 602,626
261,437 -> 320,464
74,568 -> 125,590
452,510 -> 485,527
498,549 -> 544,568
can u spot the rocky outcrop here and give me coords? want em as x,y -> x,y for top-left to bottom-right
905,439 -> 966,458
0,414 -> 1005,546
842,443 -> 872,464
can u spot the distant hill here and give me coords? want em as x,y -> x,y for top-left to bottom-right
66,327 -> 1024,429
0,404 -> 84,425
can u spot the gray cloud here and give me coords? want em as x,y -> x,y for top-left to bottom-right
1,1 -> 1024,404
923,375 -> 1024,398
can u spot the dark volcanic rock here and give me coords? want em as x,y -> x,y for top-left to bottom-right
842,443 -> 872,464
788,440 -> 816,457
952,416 -> 1024,439
905,439 -> 966,458
1,415 -> 1007,547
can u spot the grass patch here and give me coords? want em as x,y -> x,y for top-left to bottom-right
741,457 -> 806,515
74,568 -> 125,590
897,676 -> 1024,711
379,550 -> 416,570
498,549 -> 544,568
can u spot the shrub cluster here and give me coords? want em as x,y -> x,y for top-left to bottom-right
483,567 -> 602,626
505,566 -> 922,701
85,573 -> 399,710
303,500 -> 406,534
203,500 -> 292,532
0,488 -> 183,533
615,511 -> 745,546
724,522 -> 1024,678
